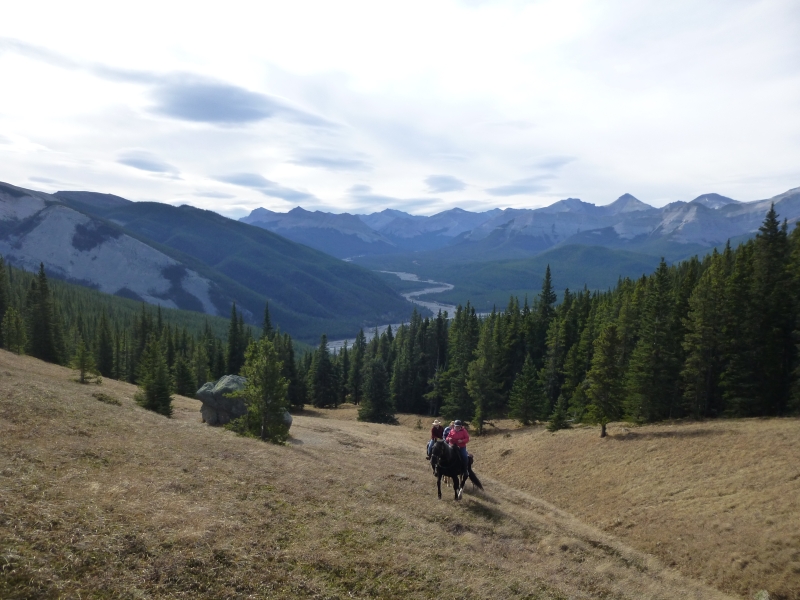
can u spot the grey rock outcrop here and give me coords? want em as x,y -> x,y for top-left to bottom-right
197,375 -> 247,425
196,375 -> 293,429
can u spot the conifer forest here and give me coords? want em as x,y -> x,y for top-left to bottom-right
3,206 -> 800,433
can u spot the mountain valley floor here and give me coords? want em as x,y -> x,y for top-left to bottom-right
1,350 -> 797,599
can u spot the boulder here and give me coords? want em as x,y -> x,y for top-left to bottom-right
196,375 -> 293,430
196,375 -> 247,425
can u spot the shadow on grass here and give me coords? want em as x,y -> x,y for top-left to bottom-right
465,499 -> 504,523
609,428 -> 726,441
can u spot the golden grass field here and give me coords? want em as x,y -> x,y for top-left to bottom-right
1,349 -> 798,599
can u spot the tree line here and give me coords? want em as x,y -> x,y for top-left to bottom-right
4,205 -> 799,439
314,206 -> 800,434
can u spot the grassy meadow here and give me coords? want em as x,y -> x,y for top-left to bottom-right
2,349 -> 797,599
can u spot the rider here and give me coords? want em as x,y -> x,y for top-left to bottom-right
445,419 -> 470,475
442,420 -> 455,441
427,419 -> 444,459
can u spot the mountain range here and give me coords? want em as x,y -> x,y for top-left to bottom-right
241,188 -> 800,263
0,182 -> 414,342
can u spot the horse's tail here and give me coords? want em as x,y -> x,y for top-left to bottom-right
467,468 -> 483,490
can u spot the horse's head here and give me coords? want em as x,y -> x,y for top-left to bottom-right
429,440 -> 446,472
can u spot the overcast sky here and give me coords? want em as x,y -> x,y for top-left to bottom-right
1,0 -> 799,218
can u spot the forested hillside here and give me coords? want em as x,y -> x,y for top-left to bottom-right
316,205 -> 800,432
52,190 -> 414,341
4,205 -> 799,433
0,259 -> 303,405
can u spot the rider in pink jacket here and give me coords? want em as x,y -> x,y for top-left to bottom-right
445,420 -> 470,474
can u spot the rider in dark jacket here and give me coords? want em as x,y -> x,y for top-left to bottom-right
427,419 -> 444,458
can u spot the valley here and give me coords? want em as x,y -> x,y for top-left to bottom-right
4,350 -> 796,599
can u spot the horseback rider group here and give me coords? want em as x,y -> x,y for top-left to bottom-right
427,418 -> 471,476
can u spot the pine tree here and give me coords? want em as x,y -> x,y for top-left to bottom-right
585,323 -> 624,437
2,307 -> 26,354
226,303 -> 246,375
71,338 -> 101,384
681,251 -> 727,418
348,329 -> 367,405
233,337 -> 290,443
172,354 -> 196,397
358,357 -> 395,423
261,302 -> 273,340
135,335 -> 173,416
307,334 -> 337,407
509,355 -> 542,425
26,263 -> 64,364
467,315 -> 504,434
440,303 -> 479,421
625,259 -> 680,422
750,205 -> 793,415
547,395 -> 571,432
95,311 -> 114,377
0,256 -> 9,348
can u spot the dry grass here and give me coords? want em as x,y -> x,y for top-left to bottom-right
471,418 -> 800,600
0,350 -> 779,599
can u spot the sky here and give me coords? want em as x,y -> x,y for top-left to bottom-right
1,0 -> 799,219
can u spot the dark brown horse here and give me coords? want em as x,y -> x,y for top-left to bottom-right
429,441 -> 483,500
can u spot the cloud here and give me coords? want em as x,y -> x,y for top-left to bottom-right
151,79 -> 332,127
192,191 -> 236,199
0,37 -> 159,84
290,154 -> 370,171
534,155 -> 576,170
117,150 -> 180,175
486,175 -> 553,196
28,176 -> 57,184
0,39 -> 331,128
217,173 -> 317,202
425,174 -> 466,193
348,184 -> 440,213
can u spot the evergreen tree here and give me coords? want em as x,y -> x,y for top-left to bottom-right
750,205 -> 794,415
2,307 -> 26,354
135,335 -> 173,416
547,395 -> 571,432
70,338 -> 101,384
25,263 -> 64,364
681,251 -> 727,418
719,243 -> 760,415
226,303 -> 246,375
625,259 -> 680,422
585,323 -> 624,437
233,337 -> 290,443
95,311 -> 114,377
261,302 -> 273,340
0,256 -> 9,347
467,314 -> 504,434
348,329 -> 367,404
440,303 -> 480,422
358,357 -> 395,423
307,334 -> 337,407
172,354 -> 196,396
509,354 -> 542,425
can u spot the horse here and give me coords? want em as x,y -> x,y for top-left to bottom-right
429,441 -> 483,500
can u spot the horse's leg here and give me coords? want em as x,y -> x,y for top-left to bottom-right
437,475 -> 442,500
454,476 -> 461,501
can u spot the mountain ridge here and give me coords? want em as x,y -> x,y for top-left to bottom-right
240,187 -> 800,263
0,182 -> 416,342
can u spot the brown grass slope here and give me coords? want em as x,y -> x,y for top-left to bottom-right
472,419 -> 800,600
0,349 -> 768,600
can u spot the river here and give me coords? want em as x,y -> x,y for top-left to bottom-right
327,271 -> 457,352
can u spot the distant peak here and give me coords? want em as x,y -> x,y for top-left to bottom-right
615,193 -> 638,202
689,193 -> 739,209
606,193 -> 654,213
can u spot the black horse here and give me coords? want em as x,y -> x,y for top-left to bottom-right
429,441 -> 483,500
